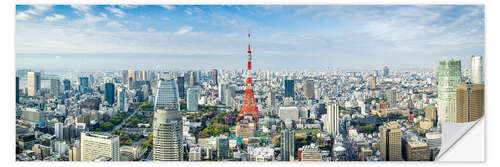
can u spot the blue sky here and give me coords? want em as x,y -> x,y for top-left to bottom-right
15,5 -> 484,71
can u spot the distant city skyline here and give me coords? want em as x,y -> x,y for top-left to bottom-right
16,5 -> 484,70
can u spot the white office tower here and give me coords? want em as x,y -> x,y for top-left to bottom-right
438,59 -> 462,123
80,132 -> 120,161
326,103 -> 339,136
386,88 -> 397,108
358,100 -> 366,115
218,83 -> 228,104
27,72 -> 41,96
154,79 -> 180,111
471,56 -> 483,84
153,109 -> 183,161
117,87 -> 127,112
54,122 -> 64,140
187,86 -> 199,112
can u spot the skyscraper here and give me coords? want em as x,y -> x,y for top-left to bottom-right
437,59 -> 461,123
218,83 -> 228,104
386,88 -> 397,108
79,77 -> 89,93
267,91 -> 275,107
471,56 -> 483,84
326,103 -> 339,136
50,78 -> 60,96
27,72 -> 40,96
176,76 -> 185,100
104,83 -> 115,105
383,66 -> 390,76
80,132 -> 120,161
379,122 -> 402,161
210,69 -> 218,86
456,83 -> 484,122
54,122 -> 64,140
186,86 -> 199,112
369,76 -> 376,90
284,80 -> 294,98
154,79 -> 180,111
117,87 -> 126,112
304,80 -> 314,99
216,136 -> 230,160
152,109 -> 183,161
280,129 -> 295,161
122,70 -> 128,84
63,79 -> 71,91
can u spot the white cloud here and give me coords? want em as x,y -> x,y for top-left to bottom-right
105,6 -> 126,17
70,5 -> 92,13
16,5 -> 52,21
44,14 -> 65,22
184,7 -> 202,15
162,17 -> 170,21
176,26 -> 193,35
119,5 -> 138,9
161,5 -> 175,10
16,12 -> 31,21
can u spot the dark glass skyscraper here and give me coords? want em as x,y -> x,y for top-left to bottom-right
284,80 -> 294,98
79,77 -> 89,93
104,83 -> 115,105
177,76 -> 185,100
63,79 -> 71,91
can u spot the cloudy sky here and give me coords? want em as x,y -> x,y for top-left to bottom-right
15,5 -> 484,71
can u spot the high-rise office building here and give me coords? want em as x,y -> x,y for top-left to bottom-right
152,109 -> 183,161
186,86 -> 199,112
154,79 -> 180,111
16,77 -> 19,103
437,59 -> 461,123
383,66 -> 390,76
117,87 -> 126,112
284,80 -> 294,98
456,83 -> 484,122
79,77 -> 89,93
80,132 -> 120,161
211,69 -> 218,86
69,146 -> 81,161
63,79 -> 71,91
176,76 -> 185,100
280,129 -> 295,161
104,83 -> 115,105
27,72 -> 41,96
386,88 -> 397,108
471,56 -> 483,84
218,83 -> 228,104
326,103 -> 339,136
122,70 -> 128,84
424,105 -> 438,123
50,78 -> 60,96
304,80 -> 314,99
54,122 -> 64,140
267,91 -> 275,107
379,122 -> 402,161
369,76 -> 376,90
403,140 -> 430,161
216,136 -> 230,160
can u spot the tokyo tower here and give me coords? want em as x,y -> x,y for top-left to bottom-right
236,32 -> 261,122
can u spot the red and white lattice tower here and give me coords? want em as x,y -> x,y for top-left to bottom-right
236,32 -> 261,122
